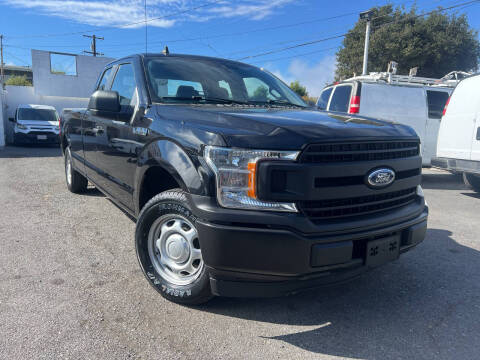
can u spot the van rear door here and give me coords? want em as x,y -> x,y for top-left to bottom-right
359,83 -> 426,151
424,89 -> 451,164
437,75 -> 480,160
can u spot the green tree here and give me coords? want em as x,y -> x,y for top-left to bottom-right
5,75 -> 32,86
335,5 -> 480,79
253,85 -> 268,100
290,80 -> 308,97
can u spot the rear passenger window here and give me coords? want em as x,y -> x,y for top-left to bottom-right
317,87 -> 333,110
427,91 -> 450,119
329,85 -> 352,112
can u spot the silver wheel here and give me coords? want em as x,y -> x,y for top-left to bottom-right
147,215 -> 203,286
65,150 -> 72,186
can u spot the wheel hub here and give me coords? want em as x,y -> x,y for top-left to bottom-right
162,234 -> 190,263
148,215 -> 203,286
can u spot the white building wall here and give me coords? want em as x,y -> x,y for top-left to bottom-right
3,85 -> 88,143
0,89 -> 5,147
32,50 -> 114,98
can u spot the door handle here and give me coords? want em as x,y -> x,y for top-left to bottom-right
476,127 -> 480,141
92,126 -> 104,135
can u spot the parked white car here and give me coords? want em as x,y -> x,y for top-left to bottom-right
317,73 -> 457,166
10,104 -> 60,144
434,73 -> 480,190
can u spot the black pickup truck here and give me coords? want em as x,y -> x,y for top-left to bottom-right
60,53 -> 428,304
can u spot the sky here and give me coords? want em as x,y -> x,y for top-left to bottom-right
1,0 -> 480,96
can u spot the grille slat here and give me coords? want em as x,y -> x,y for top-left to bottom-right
300,141 -> 419,163
298,140 -> 421,222
302,188 -> 417,213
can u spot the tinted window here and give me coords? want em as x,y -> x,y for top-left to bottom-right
427,90 -> 449,119
97,67 -> 113,91
18,108 -> 58,121
153,79 -> 204,98
318,87 -> 333,110
329,85 -> 352,112
111,63 -> 136,106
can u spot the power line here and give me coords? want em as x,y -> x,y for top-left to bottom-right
236,34 -> 346,61
83,34 -> 104,56
4,51 -> 30,66
5,0 -> 225,40
250,46 -> 339,65
236,0 -> 480,61
2,0 -> 447,54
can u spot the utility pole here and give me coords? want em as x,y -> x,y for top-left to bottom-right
83,34 -> 104,57
360,10 -> 374,76
0,35 -> 4,90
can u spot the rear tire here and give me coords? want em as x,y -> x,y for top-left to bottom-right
135,189 -> 213,305
65,147 -> 88,193
463,172 -> 480,192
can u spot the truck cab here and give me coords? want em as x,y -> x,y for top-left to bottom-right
61,53 -> 428,304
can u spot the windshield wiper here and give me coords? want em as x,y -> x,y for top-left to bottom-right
203,97 -> 249,105
265,99 -> 306,108
248,99 -> 306,108
160,96 -> 249,105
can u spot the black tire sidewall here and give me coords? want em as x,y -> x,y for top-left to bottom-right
63,147 -> 73,191
464,172 -> 480,192
135,192 -> 212,304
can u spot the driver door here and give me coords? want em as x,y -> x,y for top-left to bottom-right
91,62 -> 140,211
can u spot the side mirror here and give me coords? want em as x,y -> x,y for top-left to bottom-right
88,90 -> 121,114
8,117 -> 15,122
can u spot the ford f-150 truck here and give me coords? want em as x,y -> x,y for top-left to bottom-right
60,53 -> 428,304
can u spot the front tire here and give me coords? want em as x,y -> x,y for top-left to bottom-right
64,147 -> 88,193
135,189 -> 213,305
463,172 -> 480,192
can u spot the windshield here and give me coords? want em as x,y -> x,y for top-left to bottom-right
18,108 -> 58,121
144,57 -> 307,107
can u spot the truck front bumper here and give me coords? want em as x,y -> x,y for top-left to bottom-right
189,194 -> 428,298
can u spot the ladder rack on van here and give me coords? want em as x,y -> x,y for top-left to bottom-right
344,71 -> 468,88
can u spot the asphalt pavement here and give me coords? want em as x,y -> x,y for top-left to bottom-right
1,145 -> 479,360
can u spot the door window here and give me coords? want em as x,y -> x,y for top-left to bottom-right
111,63 -> 136,106
329,85 -> 352,112
97,67 -> 113,91
318,87 -> 333,110
426,90 -> 450,119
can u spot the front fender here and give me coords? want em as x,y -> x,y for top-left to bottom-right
134,139 -> 211,213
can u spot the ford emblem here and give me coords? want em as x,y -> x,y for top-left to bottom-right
367,168 -> 395,188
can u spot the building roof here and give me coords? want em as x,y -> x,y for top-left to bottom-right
4,65 -> 32,72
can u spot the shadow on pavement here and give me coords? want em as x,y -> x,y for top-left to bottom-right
0,145 -> 62,158
421,171 -> 465,190
201,229 -> 480,359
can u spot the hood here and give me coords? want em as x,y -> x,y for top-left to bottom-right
17,120 -> 59,126
154,105 -> 418,150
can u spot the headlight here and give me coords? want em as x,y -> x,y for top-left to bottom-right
16,123 -> 28,130
204,146 -> 299,212
416,185 -> 427,206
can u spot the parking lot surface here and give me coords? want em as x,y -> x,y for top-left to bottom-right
1,145 -> 479,360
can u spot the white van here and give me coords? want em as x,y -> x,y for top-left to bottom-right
317,73 -> 456,166
434,73 -> 480,190
9,104 -> 60,144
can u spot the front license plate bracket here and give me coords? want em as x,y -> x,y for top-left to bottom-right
366,235 -> 400,267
